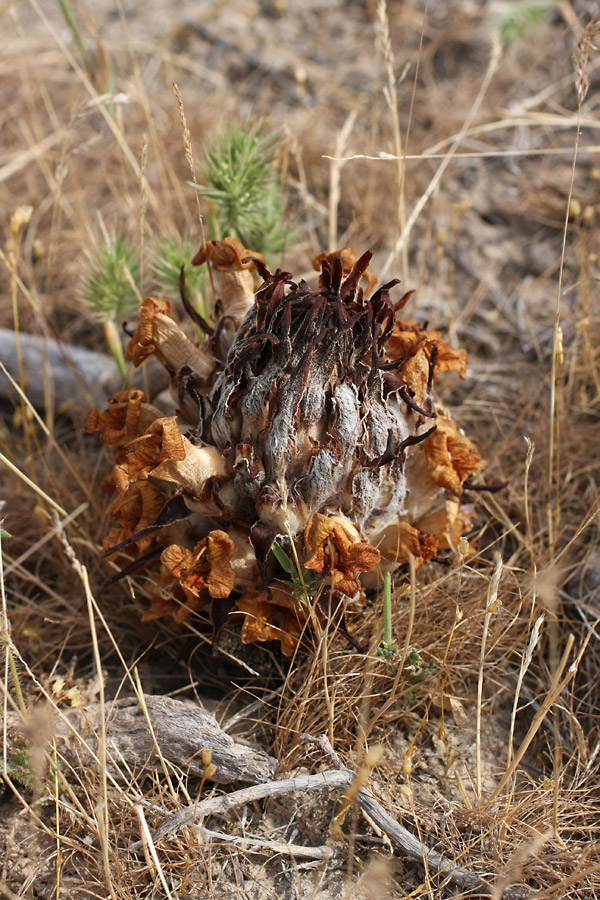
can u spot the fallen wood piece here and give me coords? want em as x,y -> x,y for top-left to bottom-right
0,327 -> 118,409
133,792 -> 337,862
142,762 -> 491,895
130,748 -> 527,898
53,694 -> 277,785
302,733 -> 529,900
0,328 -> 165,411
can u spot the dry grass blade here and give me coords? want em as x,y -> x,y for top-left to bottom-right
378,34 -> 503,280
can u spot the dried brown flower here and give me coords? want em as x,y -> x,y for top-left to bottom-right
87,244 -> 485,653
104,481 -> 165,558
423,413 -> 484,495
375,521 -> 438,571
304,514 -> 381,597
192,238 -> 264,324
161,531 -> 235,601
236,586 -> 303,657
126,297 -> 214,376
83,389 -> 161,458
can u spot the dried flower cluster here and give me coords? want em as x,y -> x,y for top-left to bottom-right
85,239 -> 485,654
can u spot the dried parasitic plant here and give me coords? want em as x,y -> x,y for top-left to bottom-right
85,240 -> 485,655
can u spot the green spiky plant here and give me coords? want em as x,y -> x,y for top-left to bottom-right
151,234 -> 208,320
84,234 -> 141,381
200,125 -> 290,257
82,125 -> 289,379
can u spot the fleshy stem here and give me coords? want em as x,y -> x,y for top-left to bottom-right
379,572 -> 397,659
103,320 -> 128,384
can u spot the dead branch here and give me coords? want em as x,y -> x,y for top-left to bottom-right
193,825 -> 335,860
128,769 -> 354,850
0,328 -> 165,411
129,756 -> 524,898
301,734 -> 529,900
0,327 -> 117,409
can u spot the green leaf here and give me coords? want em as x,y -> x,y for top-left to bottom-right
271,540 -> 321,601
271,540 -> 294,574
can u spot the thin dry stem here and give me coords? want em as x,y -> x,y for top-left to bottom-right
477,554 -> 503,801
378,35 -> 503,281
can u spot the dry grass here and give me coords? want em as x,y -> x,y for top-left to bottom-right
1,0 -> 600,897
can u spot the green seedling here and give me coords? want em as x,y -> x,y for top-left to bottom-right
378,571 -> 397,661
378,572 -> 437,699
3,748 -> 36,790
271,539 -> 321,604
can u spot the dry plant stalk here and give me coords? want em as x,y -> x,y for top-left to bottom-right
85,240 -> 485,654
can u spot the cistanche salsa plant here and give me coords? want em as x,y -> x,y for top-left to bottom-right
84,239 -> 485,655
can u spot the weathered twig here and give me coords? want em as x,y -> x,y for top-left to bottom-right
192,825 -> 335,860
128,733 -> 528,898
301,734 -> 529,900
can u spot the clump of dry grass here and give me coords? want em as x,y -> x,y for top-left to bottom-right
1,1 -> 600,898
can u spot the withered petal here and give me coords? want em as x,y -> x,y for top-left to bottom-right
104,481 -> 165,557
126,298 -> 174,366
126,296 -> 215,377
205,529 -> 235,569
304,513 -> 380,595
160,531 -> 235,600
113,417 -> 187,491
341,542 -> 381,573
376,520 -> 438,570
330,571 -> 361,597
304,513 -> 359,554
236,589 -> 302,656
206,567 -> 235,599
84,389 -> 161,456
192,237 -> 263,325
192,237 -> 263,271
424,415 -> 485,494
417,496 -> 472,552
